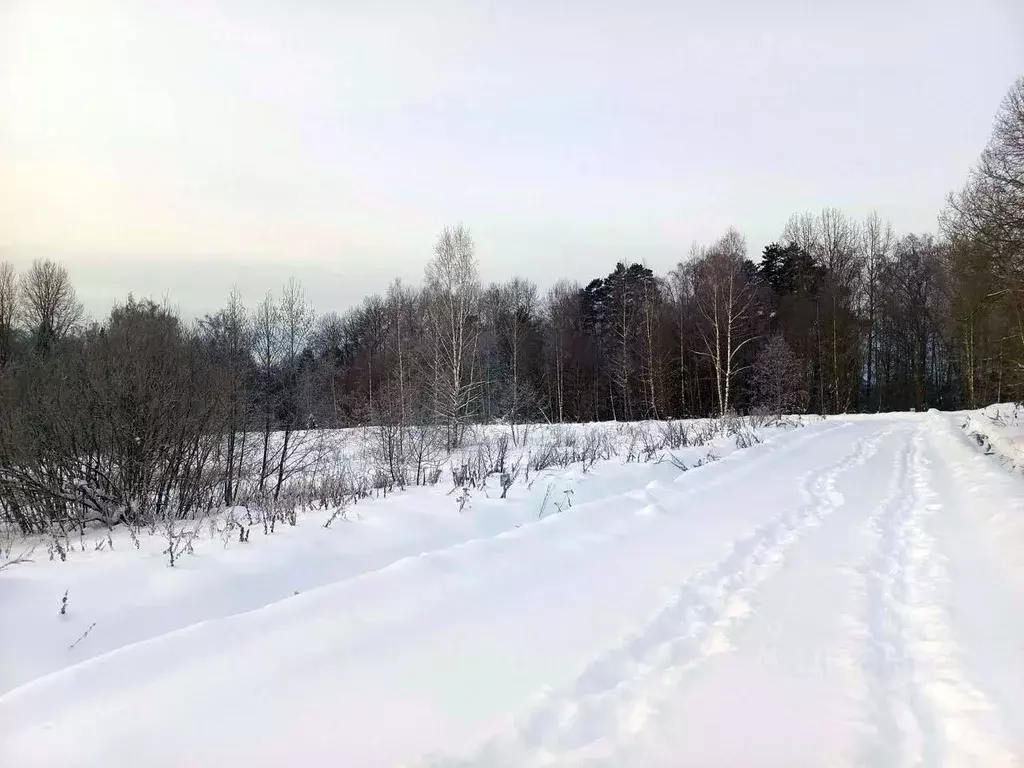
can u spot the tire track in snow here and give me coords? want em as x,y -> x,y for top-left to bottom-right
856,426 -> 1017,767
857,429 -> 931,767
414,428 -> 886,768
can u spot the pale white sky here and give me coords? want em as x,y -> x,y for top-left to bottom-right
1,0 -> 1022,318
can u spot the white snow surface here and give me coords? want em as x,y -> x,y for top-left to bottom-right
962,403 -> 1024,474
2,412 -> 1024,767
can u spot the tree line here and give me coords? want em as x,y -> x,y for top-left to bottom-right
0,77 -> 1020,533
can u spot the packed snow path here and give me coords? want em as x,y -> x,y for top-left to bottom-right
2,414 -> 1023,767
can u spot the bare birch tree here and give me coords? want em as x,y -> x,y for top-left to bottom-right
639,272 -> 663,419
202,288 -> 252,505
252,292 -> 280,492
384,279 -> 418,427
425,225 -> 481,450
667,259 -> 697,415
692,230 -> 759,416
274,278 -> 314,498
818,207 -> 862,411
496,277 -> 538,436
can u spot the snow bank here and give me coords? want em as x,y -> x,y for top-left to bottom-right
959,403 -> 1024,473
0,416 -> 802,695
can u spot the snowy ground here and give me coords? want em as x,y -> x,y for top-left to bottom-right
2,411 -> 1023,767
961,403 -> 1024,474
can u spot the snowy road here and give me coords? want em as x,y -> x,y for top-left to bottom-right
2,414 -> 1023,767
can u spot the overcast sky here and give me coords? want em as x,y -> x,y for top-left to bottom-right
2,0 -> 1022,319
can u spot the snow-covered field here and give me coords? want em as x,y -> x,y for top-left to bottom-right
2,410 -> 1023,767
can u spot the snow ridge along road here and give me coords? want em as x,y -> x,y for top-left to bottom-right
2,414 -> 1023,768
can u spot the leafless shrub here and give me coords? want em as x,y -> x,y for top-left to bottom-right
775,415 -> 804,431
323,499 -> 348,529
459,444 -> 495,488
0,543 -> 33,571
499,454 -> 524,499
406,424 -> 446,486
578,433 -> 601,473
965,421 -> 996,455
127,522 -> 141,550
513,422 -> 535,448
669,446 -> 723,473
0,298 -> 229,536
451,460 -> 480,489
691,420 -> 719,446
546,424 -> 568,450
210,508 -> 243,547
529,442 -> 567,472
720,411 -> 744,437
370,469 -> 394,497
638,428 -> 664,462
455,486 -> 472,513
281,492 -> 300,526
659,420 -> 691,449
348,477 -> 372,505
528,446 -> 554,473
162,517 -> 201,567
622,425 -> 642,463
370,420 -> 410,490
986,408 -> 1008,427
308,468 -> 350,510
259,429 -> 331,503
537,483 -> 555,518
694,450 -> 721,467
68,621 -> 97,651
47,530 -> 68,562
745,408 -> 774,430
0,518 -> 12,553
553,487 -> 574,513
479,432 -> 510,475
734,427 -> 763,450
249,493 -> 285,536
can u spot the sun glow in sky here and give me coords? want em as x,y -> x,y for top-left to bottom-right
2,0 -> 1022,317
